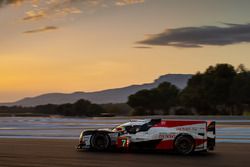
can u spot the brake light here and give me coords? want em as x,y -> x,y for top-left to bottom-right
126,138 -> 130,145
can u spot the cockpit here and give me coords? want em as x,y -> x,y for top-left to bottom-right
112,119 -> 161,134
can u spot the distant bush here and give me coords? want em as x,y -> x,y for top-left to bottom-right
101,103 -> 132,116
130,107 -> 148,116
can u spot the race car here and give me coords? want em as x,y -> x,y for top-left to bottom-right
77,119 -> 215,155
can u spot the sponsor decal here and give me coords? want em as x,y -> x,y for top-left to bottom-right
176,127 -> 205,132
159,133 -> 176,139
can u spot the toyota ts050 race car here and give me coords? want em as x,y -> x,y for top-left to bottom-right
77,119 -> 215,155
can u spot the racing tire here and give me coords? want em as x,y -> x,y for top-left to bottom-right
174,135 -> 195,155
90,133 -> 110,151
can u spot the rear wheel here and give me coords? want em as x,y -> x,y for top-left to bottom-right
90,133 -> 110,151
174,135 -> 194,155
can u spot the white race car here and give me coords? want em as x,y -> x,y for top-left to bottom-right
77,119 -> 215,155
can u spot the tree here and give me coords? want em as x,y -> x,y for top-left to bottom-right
127,82 -> 180,115
57,103 -> 73,116
86,104 -> 104,116
180,64 -> 237,115
229,69 -> 250,115
101,103 -> 132,116
56,99 -> 104,116
73,99 -> 91,116
204,64 -> 236,106
156,82 -> 180,114
127,89 -> 156,115
179,73 -> 210,113
35,104 -> 58,114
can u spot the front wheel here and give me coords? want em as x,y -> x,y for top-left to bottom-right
174,135 -> 194,155
90,133 -> 110,151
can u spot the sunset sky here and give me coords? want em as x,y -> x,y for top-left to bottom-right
1,0 -> 250,102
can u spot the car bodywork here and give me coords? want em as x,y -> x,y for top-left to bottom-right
77,119 -> 215,154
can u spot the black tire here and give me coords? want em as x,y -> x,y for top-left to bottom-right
174,135 -> 195,155
90,133 -> 110,151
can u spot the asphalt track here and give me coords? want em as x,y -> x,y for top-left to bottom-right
0,139 -> 249,167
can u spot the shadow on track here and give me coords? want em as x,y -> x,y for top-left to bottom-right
76,148 -> 217,158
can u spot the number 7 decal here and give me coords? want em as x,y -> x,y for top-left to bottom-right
121,139 -> 127,147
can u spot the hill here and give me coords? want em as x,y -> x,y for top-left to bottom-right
0,74 -> 192,107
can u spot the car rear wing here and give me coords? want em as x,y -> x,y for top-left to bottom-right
207,121 -> 216,150
207,121 -> 216,135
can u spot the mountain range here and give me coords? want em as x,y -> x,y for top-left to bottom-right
0,74 -> 192,107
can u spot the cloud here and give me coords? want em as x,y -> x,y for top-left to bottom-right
23,11 -> 45,21
1,0 -> 145,21
0,0 -> 24,7
23,26 -> 58,34
137,23 -> 250,48
115,0 -> 145,6
1,0 -> 146,34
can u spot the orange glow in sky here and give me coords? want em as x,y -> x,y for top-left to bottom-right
0,0 -> 250,102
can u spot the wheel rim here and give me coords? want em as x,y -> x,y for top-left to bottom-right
176,137 -> 194,154
179,139 -> 191,152
95,137 -> 106,149
91,134 -> 109,150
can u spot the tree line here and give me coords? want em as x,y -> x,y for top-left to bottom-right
127,64 -> 250,115
0,99 -> 105,117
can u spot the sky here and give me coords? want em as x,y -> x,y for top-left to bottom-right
0,0 -> 250,102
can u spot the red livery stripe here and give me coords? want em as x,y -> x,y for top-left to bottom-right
153,120 -> 206,128
155,140 -> 174,150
